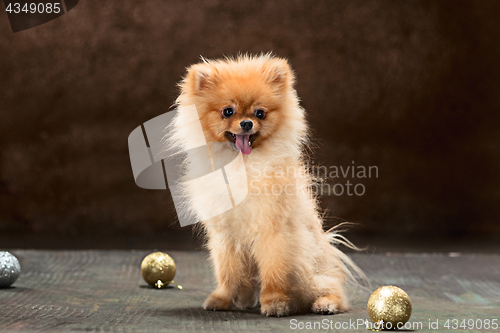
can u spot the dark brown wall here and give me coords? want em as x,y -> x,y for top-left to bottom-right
1,0 -> 499,241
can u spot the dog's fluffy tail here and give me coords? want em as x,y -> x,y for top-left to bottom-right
325,223 -> 370,289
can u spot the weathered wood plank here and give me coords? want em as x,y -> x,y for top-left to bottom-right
0,251 -> 499,332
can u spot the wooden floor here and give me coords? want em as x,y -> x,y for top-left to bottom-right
1,250 -> 499,332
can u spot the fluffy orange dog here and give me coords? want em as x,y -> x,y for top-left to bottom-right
170,54 -> 364,316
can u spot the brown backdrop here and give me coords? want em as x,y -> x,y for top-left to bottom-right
1,0 -> 499,247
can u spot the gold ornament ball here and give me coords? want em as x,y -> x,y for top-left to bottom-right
367,285 -> 412,329
141,252 -> 176,289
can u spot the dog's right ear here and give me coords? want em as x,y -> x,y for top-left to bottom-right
184,63 -> 217,95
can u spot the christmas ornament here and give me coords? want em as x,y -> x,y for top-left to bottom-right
367,285 -> 412,329
0,251 -> 21,288
141,252 -> 176,289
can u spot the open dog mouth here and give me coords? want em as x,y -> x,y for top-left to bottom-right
225,131 -> 259,155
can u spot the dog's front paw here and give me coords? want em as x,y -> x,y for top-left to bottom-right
203,293 -> 231,311
311,294 -> 346,315
260,294 -> 290,317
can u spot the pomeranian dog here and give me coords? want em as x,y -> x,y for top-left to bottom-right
168,54 -> 364,317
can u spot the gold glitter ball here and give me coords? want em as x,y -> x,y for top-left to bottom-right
141,252 -> 176,289
367,285 -> 412,329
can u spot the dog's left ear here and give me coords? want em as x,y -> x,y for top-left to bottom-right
264,58 -> 295,91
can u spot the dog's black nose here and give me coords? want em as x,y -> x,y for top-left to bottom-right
240,120 -> 253,131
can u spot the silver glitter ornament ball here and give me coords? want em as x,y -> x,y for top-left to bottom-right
0,251 -> 21,288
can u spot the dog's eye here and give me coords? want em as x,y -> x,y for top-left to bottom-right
222,107 -> 234,118
255,109 -> 265,119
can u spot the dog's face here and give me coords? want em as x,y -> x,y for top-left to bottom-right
177,56 -> 296,155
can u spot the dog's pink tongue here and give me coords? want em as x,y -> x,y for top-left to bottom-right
235,134 -> 251,155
